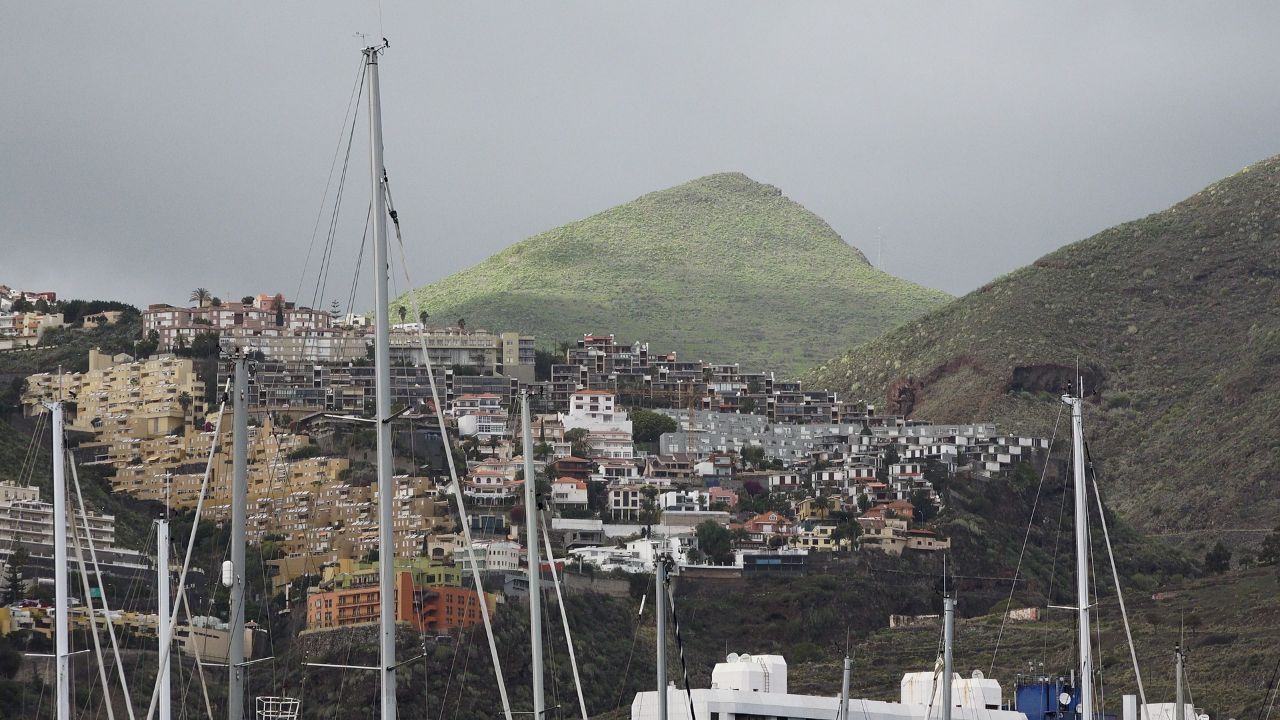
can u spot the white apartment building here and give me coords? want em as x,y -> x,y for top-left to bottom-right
453,540 -> 521,573
558,390 -> 633,434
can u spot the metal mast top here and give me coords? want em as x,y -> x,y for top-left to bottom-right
522,393 -> 545,717
1063,390 -> 1094,720
365,41 -> 398,720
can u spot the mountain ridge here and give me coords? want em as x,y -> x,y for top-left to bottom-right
810,153 -> 1280,543
396,172 -> 946,375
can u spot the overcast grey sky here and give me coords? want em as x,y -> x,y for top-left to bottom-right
4,2 -> 1279,311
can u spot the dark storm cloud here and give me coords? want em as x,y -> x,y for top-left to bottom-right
4,2 -> 1279,308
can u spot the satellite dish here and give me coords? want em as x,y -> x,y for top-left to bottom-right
740,653 -> 752,663
1059,692 -> 1072,707
971,670 -> 985,680
727,653 -> 739,662
1197,715 -> 1209,720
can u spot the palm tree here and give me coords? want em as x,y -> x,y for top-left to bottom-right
813,495 -> 831,519
397,305 -> 407,324
189,288 -> 211,307
457,317 -> 466,331
178,391 -> 193,419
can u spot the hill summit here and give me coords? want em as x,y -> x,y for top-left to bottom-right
810,154 -> 1280,541
396,173 -> 948,374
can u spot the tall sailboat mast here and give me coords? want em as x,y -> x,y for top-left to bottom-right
157,518 -> 172,720
1064,390 -> 1094,720
46,400 -> 71,720
521,392 -> 545,717
228,354 -> 248,720
365,41 -> 398,720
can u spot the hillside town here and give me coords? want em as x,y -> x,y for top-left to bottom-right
2,287 -> 1050,643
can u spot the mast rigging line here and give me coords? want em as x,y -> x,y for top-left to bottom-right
67,472 -> 116,720
988,402 -> 1064,675
142,379 -> 232,720
295,55 -> 368,306
1083,441 -> 1148,708
663,564 -> 699,720
382,170 -> 515,720
539,513 -> 590,720
68,451 -> 136,720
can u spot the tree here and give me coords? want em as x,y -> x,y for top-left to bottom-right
457,318 -> 466,331
34,298 -> 49,313
3,546 -> 28,604
812,495 -> 831,519
857,494 -> 872,513
631,408 -> 678,444
178,391 -> 193,419
189,288 -> 211,307
564,428 -> 591,459
1204,541 -> 1232,574
1260,525 -> 1280,566
10,298 -> 32,312
189,331 -> 221,358
909,490 -> 938,523
419,310 -> 429,326
397,305 -> 407,324
135,329 -> 160,359
242,296 -> 255,305
741,446 -> 766,470
639,486 -> 661,528
739,398 -> 756,414
695,521 -> 734,565
210,297 -> 222,307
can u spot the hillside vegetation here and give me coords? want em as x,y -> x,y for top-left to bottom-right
396,173 -> 949,375
810,154 -> 1280,544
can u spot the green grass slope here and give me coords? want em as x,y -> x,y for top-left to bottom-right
397,173 -> 949,375
810,154 -> 1280,544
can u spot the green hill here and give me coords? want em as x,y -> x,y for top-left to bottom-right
396,173 -> 949,375
810,153 -> 1280,545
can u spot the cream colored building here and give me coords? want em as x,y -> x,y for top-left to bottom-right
23,349 -> 206,438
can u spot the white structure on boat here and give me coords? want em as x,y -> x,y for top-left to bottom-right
631,653 -> 1028,720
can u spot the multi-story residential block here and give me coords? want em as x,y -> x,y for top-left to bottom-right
0,311 -> 64,350
305,564 -> 495,632
23,349 -> 206,439
452,540 -> 521,574
144,294 -> 358,361
0,481 -> 149,587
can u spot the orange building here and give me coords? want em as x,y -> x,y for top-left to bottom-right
307,571 -> 493,632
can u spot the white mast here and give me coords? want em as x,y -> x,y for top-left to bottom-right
157,519 -> 172,720
1064,391 -> 1093,720
943,594 -> 954,720
365,41 -> 398,720
228,354 -> 248,720
521,392 -> 545,717
47,401 -> 71,720
1174,645 -> 1184,720
655,556 -> 668,720
838,655 -> 851,720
